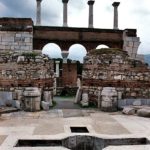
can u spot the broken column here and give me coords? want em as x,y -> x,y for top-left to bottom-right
23,87 -> 41,112
55,61 -> 60,77
112,2 -> 120,30
36,0 -> 42,25
62,0 -> 69,27
88,0 -> 95,28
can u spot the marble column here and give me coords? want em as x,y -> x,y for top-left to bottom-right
36,0 -> 42,25
112,2 -> 120,30
55,61 -> 60,77
62,0 -> 69,27
88,0 -> 95,28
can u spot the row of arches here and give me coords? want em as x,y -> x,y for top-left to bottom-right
42,43 -> 109,63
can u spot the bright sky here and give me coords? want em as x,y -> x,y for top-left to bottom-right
0,0 -> 150,54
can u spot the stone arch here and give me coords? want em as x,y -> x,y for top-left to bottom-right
67,44 -> 87,63
96,44 -> 110,49
42,43 -> 62,59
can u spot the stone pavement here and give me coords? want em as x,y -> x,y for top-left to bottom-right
0,109 -> 150,149
53,96 -> 81,109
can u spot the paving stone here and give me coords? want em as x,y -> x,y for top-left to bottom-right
0,135 -> 7,146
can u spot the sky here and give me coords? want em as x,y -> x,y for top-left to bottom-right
0,0 -> 150,55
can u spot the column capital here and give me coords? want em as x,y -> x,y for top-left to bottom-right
112,2 -> 120,7
62,0 -> 69,3
36,0 -> 42,2
88,0 -> 95,5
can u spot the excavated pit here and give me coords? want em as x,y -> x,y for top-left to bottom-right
15,136 -> 149,150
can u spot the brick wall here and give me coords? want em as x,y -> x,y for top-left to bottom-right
62,63 -> 77,86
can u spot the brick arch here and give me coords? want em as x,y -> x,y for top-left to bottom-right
33,26 -> 123,51
68,43 -> 87,53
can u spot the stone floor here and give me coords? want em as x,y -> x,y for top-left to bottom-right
0,109 -> 150,149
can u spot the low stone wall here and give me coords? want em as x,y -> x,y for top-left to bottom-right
118,99 -> 150,109
82,85 -> 150,109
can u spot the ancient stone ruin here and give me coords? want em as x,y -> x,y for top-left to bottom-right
75,48 -> 150,115
0,0 -> 149,116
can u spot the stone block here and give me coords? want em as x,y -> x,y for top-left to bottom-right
5,45 -> 11,50
137,108 -> 150,117
75,88 -> 82,103
41,101 -> 50,111
128,53 -> 132,57
114,75 -> 122,80
126,99 -> 134,105
2,36 -> 14,42
14,37 -> 25,42
134,42 -> 140,48
14,46 -> 20,50
140,99 -> 147,105
147,99 -> 150,105
16,33 -> 22,37
81,91 -> 89,107
43,91 -> 53,106
122,107 -> 136,115
10,45 -> 14,50
25,38 -> 30,43
128,42 -> 134,47
20,45 -> 30,51
133,100 -> 141,106
0,45 -> 6,49
17,56 -> 25,63
125,37 -> 133,41
132,48 -> 138,53
118,99 -> 126,108
131,53 -> 136,58
15,100 -> 21,109
132,37 -> 140,42
125,46 -> 132,52
11,100 -> 21,109
22,33 -> 32,38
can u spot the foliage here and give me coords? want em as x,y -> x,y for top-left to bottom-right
21,52 -> 38,58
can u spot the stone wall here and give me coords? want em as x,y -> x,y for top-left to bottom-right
0,31 -> 33,51
123,29 -> 144,62
0,18 -> 33,51
80,48 -> 150,109
82,49 -> 149,81
0,51 -> 54,90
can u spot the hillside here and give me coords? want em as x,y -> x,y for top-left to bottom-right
144,55 -> 150,65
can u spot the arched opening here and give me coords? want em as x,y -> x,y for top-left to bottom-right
96,44 -> 109,49
68,44 -> 87,63
67,44 -> 87,79
42,43 -> 62,59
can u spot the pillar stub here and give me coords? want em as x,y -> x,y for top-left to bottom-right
88,0 -> 95,5
62,0 -> 69,3
112,2 -> 120,7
